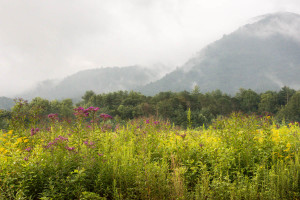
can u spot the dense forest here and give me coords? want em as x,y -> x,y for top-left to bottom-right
0,86 -> 299,130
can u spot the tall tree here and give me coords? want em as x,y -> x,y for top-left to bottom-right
235,88 -> 260,113
278,86 -> 295,106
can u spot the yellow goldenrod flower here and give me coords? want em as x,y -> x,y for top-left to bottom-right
284,143 -> 291,152
17,138 -> 23,143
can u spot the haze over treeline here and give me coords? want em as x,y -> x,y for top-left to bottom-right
1,86 -> 300,130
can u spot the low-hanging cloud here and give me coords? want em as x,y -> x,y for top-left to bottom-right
0,0 -> 300,97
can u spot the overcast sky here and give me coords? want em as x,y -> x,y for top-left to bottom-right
1,0 -> 300,97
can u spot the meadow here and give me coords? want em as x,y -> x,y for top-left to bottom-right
0,107 -> 299,199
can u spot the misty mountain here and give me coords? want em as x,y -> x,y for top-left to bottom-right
17,12 -> 300,100
21,66 -> 162,100
140,12 -> 300,95
0,97 -> 14,110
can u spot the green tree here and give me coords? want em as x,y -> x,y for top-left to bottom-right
277,91 -> 300,122
258,91 -> 279,114
278,86 -> 295,106
60,99 -> 74,119
82,90 -> 96,105
235,88 -> 260,113
0,109 -> 11,129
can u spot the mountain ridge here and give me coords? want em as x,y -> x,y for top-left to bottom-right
139,12 -> 300,95
20,65 -> 163,100
13,11 -> 300,100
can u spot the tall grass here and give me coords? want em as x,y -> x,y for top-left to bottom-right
0,112 -> 299,199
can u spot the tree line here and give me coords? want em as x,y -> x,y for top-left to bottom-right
1,86 -> 300,129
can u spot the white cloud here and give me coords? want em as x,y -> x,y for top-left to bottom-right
0,0 -> 300,97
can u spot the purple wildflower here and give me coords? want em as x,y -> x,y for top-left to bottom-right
83,109 -> 90,116
65,146 -> 75,151
48,113 -> 59,120
180,133 -> 187,139
25,147 -> 32,152
84,140 -> 95,148
98,153 -> 103,157
74,107 -> 91,117
24,157 -> 28,161
146,119 -> 150,124
30,128 -> 35,136
56,135 -> 68,141
100,113 -> 113,120
74,107 -> 84,112
87,106 -> 95,111
44,141 -> 56,149
44,135 -> 69,149
86,106 -> 100,112
30,128 -> 39,136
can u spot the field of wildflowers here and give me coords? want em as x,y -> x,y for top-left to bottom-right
0,108 -> 299,199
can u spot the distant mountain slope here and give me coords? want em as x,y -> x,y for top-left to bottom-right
0,97 -> 14,110
140,12 -> 300,95
22,66 -> 161,100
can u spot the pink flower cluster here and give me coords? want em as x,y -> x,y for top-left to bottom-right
25,147 -> 32,152
74,107 -> 100,117
74,107 -> 89,117
86,106 -> 100,112
83,140 -> 95,148
44,135 -> 69,149
145,119 -> 159,125
44,135 -> 75,152
48,113 -> 59,121
100,113 -> 113,120
65,146 -> 75,151
30,128 -> 39,136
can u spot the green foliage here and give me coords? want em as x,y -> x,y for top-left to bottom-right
236,88 -> 260,113
278,86 -> 296,106
277,91 -> 300,122
0,109 -> 10,130
73,87 -> 300,128
0,114 -> 299,199
187,108 -> 192,129
2,86 -> 300,132
259,91 -> 279,114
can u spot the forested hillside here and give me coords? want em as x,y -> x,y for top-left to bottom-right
141,12 -> 300,95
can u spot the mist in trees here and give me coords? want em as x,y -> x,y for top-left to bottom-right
1,86 -> 299,130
